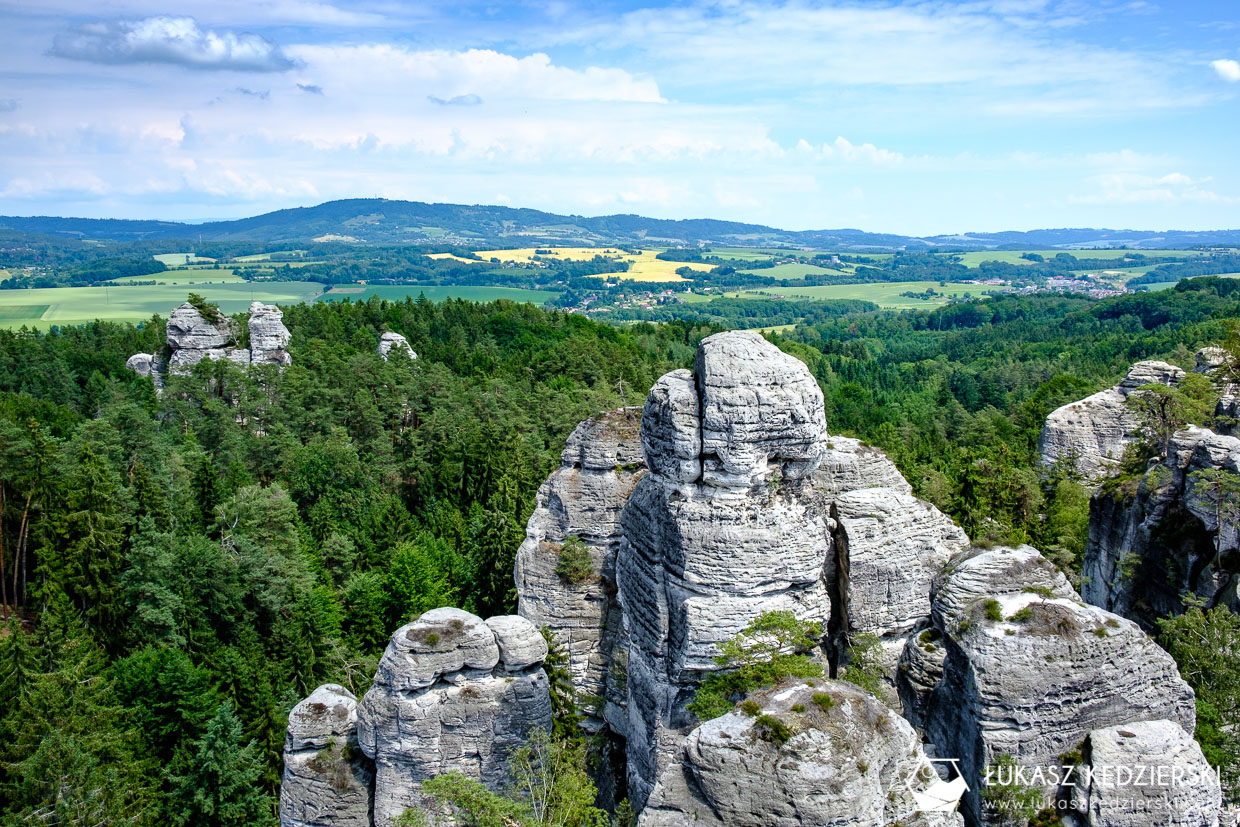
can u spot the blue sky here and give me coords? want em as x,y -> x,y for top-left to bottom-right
0,0 -> 1237,234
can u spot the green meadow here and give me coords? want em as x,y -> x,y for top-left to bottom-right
318,284 -> 561,305
0,282 -> 325,329
728,280 -> 1004,308
952,249 -> 1204,267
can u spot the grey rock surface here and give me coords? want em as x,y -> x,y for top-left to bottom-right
356,608 -> 551,827
832,487 -> 969,640
485,615 -> 549,671
1196,346 -> 1229,374
1076,719 -> 1221,827
1084,425 -> 1240,624
377,331 -> 416,361
1039,360 -> 1185,481
515,408 -> 644,729
125,353 -> 155,377
280,684 -> 373,827
639,680 -> 963,827
249,301 -> 292,366
915,545 -> 1196,824
695,330 -> 828,487
639,369 -> 701,484
166,302 -> 235,350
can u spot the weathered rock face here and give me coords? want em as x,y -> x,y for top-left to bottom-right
611,331 -> 967,811
125,301 -> 293,385
250,302 -> 293,367
639,680 -> 963,827
377,331 -> 416,361
1073,720 -> 1221,827
1038,360 -> 1185,481
909,545 -> 1196,824
515,408 -> 644,731
831,487 -> 969,642
1084,425 -> 1240,626
618,332 -> 838,807
355,608 -> 551,827
166,302 -> 236,350
280,684 -> 373,827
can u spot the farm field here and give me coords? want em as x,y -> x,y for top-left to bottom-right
727,280 -> 1004,308
475,246 -> 711,282
744,263 -> 850,280
427,252 -> 482,264
153,253 -> 215,266
111,268 -> 248,285
319,284 -> 560,305
953,249 -> 1202,267
0,282 -> 324,329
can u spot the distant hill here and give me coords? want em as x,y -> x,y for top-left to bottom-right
2,199 -> 1238,250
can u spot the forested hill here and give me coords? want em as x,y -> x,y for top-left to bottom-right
0,280 -> 1237,822
3,198 -> 1239,248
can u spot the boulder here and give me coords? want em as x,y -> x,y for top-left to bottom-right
166,302 -> 235,350
1039,360 -> 1185,482
694,330 -> 828,487
377,331 -> 416,361
639,680 -> 963,827
1074,720 -> 1221,827
913,545 -> 1196,824
356,609 -> 551,827
279,684 -> 373,827
125,353 -> 155,377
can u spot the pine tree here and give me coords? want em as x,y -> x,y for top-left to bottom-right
170,701 -> 273,827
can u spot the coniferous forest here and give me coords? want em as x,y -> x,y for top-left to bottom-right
0,278 -> 1238,823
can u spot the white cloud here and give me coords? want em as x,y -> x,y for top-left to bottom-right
1211,59 -> 1240,82
1070,171 -> 1238,205
795,136 -> 905,166
289,45 -> 664,104
50,16 -> 296,72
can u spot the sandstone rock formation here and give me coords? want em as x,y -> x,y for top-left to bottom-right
614,331 -> 968,810
355,608 -> 551,827
1073,719 -> 1221,827
280,684 -> 373,827
249,301 -> 293,367
907,545 -> 1196,824
377,331 -> 416,361
125,301 -> 293,386
639,680 -> 963,827
1038,360 -> 1185,482
515,407 -> 644,731
1084,425 -> 1240,625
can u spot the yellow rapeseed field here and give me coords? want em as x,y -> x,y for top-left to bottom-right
475,247 -> 713,282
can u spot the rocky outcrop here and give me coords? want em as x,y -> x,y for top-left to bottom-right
280,684 -> 373,827
355,608 -> 551,827
125,301 -> 293,385
613,331 -> 968,810
249,302 -> 293,367
515,408 -> 644,731
639,680 -> 963,827
618,332 -> 839,808
907,545 -> 1196,824
1072,720 -> 1221,827
1038,360 -> 1185,482
1084,425 -> 1240,626
377,332 -> 416,361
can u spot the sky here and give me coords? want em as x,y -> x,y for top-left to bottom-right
0,0 -> 1238,235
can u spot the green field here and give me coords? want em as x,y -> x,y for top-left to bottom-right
953,249 -> 1203,268
111,269 -> 248,285
728,280 -> 1004,308
153,253 -> 215,266
742,263 -> 850,280
318,285 -> 560,305
0,282 -> 325,329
